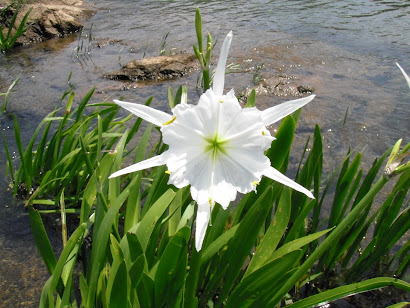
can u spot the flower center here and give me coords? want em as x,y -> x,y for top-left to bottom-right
205,134 -> 228,158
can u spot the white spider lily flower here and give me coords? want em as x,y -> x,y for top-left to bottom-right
109,31 -> 315,251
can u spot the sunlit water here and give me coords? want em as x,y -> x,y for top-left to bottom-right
0,0 -> 409,306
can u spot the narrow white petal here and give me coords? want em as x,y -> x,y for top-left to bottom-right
109,152 -> 169,178
195,202 -> 210,251
396,63 -> 410,89
213,31 -> 233,97
263,166 -> 314,199
261,95 -> 315,126
113,99 -> 172,127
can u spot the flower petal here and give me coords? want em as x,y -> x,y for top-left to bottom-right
113,99 -> 173,127
195,202 -> 210,251
188,154 -> 214,205
109,151 -> 169,179
213,31 -> 233,97
219,148 -> 269,194
261,95 -> 315,126
263,166 -> 314,199
396,63 -> 410,89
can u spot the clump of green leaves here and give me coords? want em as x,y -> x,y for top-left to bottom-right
28,99 -> 409,307
0,0 -> 32,52
3,82 -> 155,212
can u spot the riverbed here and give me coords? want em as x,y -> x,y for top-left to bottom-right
0,1 -> 409,306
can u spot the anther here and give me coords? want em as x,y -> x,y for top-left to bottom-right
163,116 -> 176,125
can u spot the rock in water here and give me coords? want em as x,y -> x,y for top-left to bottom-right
105,54 -> 199,81
0,0 -> 94,45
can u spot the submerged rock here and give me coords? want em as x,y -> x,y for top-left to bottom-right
241,74 -> 314,101
0,0 -> 94,45
105,54 -> 199,82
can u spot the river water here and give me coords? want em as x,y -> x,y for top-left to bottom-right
0,0 -> 409,306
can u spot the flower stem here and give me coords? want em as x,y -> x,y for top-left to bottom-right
269,174 -> 389,306
203,69 -> 210,92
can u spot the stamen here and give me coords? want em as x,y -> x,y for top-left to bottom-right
252,181 -> 260,186
262,130 -> 266,136
162,116 -> 176,125
219,99 -> 224,103
165,170 -> 171,175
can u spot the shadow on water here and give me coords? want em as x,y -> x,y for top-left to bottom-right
0,0 -> 409,306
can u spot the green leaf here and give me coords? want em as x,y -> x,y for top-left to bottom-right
45,221 -> 89,306
286,277 -> 410,308
200,224 -> 240,266
76,87 -> 95,122
195,7 -> 203,54
80,151 -> 116,224
328,153 -> 361,228
108,260 -> 129,308
137,273 -> 154,308
202,203 -> 231,249
1,77 -> 19,112
121,232 -> 144,265
85,175 -> 138,307
168,87 -> 175,109
13,114 -> 31,188
266,115 -> 296,169
136,188 -> 176,251
130,254 -> 146,290
28,206 -> 57,275
168,188 -> 183,236
387,303 -> 410,308
269,228 -> 333,262
154,226 -> 190,308
245,187 -> 291,277
215,187 -> 273,305
244,89 -> 256,108
268,175 -> 389,306
175,201 -> 195,232
1,131 -> 14,182
225,250 -> 301,308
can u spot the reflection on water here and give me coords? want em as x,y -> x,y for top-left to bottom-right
0,0 -> 409,306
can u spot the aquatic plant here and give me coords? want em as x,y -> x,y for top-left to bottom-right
3,8 -> 409,308
0,0 -> 32,52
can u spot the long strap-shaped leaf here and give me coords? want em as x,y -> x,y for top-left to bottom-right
286,277 -> 410,308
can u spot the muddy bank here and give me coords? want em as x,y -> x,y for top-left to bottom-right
0,0 -> 94,45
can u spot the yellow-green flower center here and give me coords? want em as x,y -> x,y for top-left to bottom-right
205,135 -> 228,158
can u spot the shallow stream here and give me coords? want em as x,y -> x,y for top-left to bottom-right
0,1 -> 409,306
